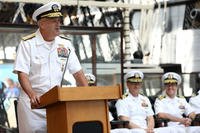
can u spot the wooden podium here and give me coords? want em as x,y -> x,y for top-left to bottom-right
37,85 -> 122,133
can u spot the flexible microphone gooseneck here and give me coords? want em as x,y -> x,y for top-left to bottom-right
60,48 -> 71,87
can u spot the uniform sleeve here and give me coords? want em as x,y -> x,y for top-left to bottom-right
13,40 -> 30,75
66,44 -> 82,74
183,98 -> 194,116
146,97 -> 154,116
189,97 -> 198,108
154,98 -> 164,115
115,99 -> 130,117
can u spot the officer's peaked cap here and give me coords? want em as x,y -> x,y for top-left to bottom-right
85,73 -> 96,84
125,70 -> 144,83
162,72 -> 181,85
32,2 -> 62,22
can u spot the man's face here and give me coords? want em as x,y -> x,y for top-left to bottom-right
164,83 -> 178,98
127,82 -> 142,96
39,17 -> 61,37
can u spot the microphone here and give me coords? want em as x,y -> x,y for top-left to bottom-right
60,48 -> 71,87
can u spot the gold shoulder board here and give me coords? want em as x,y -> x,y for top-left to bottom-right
158,95 -> 166,100
22,33 -> 36,41
122,92 -> 128,99
59,35 -> 70,40
178,95 -> 185,98
191,93 -> 197,97
139,92 -> 144,96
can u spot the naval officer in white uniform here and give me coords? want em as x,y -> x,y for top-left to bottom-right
14,2 -> 88,133
154,72 -> 200,133
116,70 -> 172,133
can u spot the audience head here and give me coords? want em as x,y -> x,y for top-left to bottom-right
125,70 -> 144,96
162,72 -> 181,98
85,73 -> 96,86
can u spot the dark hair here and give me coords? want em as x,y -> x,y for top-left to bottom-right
133,50 -> 143,59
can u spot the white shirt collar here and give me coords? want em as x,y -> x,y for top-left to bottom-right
128,92 -> 141,100
35,29 -> 46,45
165,95 -> 178,101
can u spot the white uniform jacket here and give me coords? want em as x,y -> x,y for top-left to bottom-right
189,92 -> 200,114
116,93 -> 154,129
14,30 -> 82,133
154,95 -> 194,126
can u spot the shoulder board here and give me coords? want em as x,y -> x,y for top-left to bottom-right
139,92 -> 144,96
178,95 -> 185,98
191,93 -> 197,97
158,95 -> 166,100
22,33 -> 36,41
122,92 -> 128,99
59,35 -> 70,40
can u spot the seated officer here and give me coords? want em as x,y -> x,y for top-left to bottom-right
154,72 -> 200,133
189,90 -> 200,114
189,90 -> 200,126
115,70 -> 171,133
85,73 -> 130,133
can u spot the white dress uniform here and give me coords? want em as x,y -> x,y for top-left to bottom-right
189,90 -> 200,114
14,30 -> 82,133
154,95 -> 200,133
116,93 -> 173,133
116,93 -> 154,130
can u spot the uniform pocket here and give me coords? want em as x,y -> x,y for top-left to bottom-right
30,55 -> 48,81
56,57 -> 68,73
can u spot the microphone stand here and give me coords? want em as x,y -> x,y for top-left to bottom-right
60,48 -> 71,87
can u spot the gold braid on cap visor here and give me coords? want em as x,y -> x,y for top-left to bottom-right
164,78 -> 177,84
127,77 -> 142,83
41,12 -> 62,18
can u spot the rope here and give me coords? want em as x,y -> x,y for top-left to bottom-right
139,0 -> 156,52
12,3 -> 27,23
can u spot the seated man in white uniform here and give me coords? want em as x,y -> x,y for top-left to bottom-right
154,72 -> 200,133
189,90 -> 200,114
189,90 -> 200,126
85,73 -> 130,133
115,70 -> 171,133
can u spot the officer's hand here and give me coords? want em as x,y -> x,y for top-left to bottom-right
184,118 -> 192,127
29,92 -> 40,108
181,118 -> 191,127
